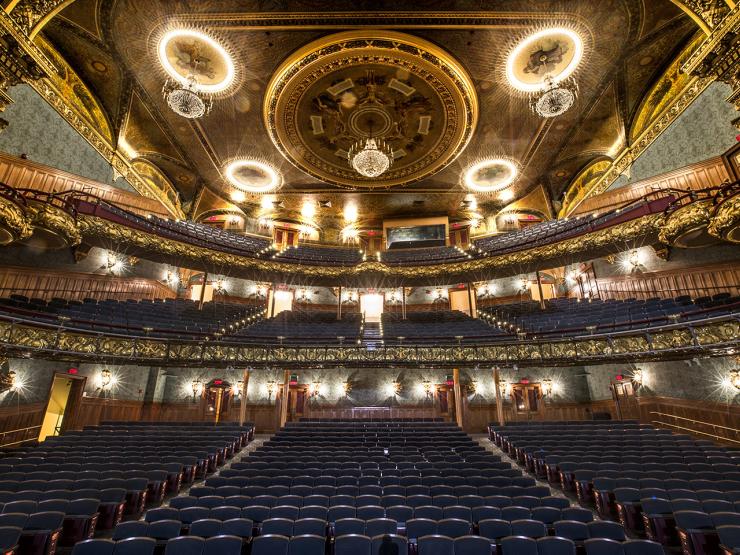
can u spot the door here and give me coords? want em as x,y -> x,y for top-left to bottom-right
611,381 -> 640,420
288,386 -> 308,422
510,383 -> 543,420
38,373 -> 86,441
435,384 -> 455,422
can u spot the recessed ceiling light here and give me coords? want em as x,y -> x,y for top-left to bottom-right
158,29 -> 235,94
224,160 -> 282,194
463,159 -> 519,193
506,28 -> 584,93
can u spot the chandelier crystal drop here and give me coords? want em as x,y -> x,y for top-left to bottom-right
163,76 -> 212,119
531,76 -> 578,118
348,137 -> 393,178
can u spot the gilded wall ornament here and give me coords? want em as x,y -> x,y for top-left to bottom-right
658,200 -> 714,248
707,192 -> 740,242
264,31 -> 478,189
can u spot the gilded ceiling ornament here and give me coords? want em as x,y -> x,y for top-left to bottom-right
8,0 -> 66,36
264,31 -> 478,189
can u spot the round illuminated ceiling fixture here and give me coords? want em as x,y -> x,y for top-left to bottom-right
224,160 -> 282,194
158,29 -> 235,94
463,159 -> 519,194
506,28 -> 584,93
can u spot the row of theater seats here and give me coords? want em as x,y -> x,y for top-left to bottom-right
480,294 -> 739,337
128,420 -> 661,555
230,311 -> 362,343
380,311 -> 509,342
0,295 -> 265,339
0,423 -> 253,555
489,421 -> 740,555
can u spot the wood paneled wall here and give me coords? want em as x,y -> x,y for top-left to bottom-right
0,152 -> 171,218
594,262 -> 740,300
637,396 -> 739,445
0,265 -> 177,302
572,157 -> 730,216
0,401 -> 45,446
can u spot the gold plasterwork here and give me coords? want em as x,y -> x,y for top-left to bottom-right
5,0 -> 76,38
0,194 -> 32,242
264,30 -> 478,189
658,199 -> 712,246
1,318 -> 735,366
707,192 -> 740,242
560,34 -> 713,217
27,200 -> 80,246
77,211 -> 663,285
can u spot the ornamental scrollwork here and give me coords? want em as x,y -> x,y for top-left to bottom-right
658,200 -> 712,246
707,193 -> 740,242
0,194 -> 32,242
28,201 -> 81,246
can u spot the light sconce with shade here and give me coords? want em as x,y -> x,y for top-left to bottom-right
1,369 -> 21,393
266,380 -> 277,400
500,380 -> 512,396
231,381 -> 244,397
342,380 -> 352,396
422,379 -> 432,398
309,380 -> 321,398
191,379 -> 203,400
725,369 -> 740,390
98,368 -> 113,391
542,378 -> 554,397
631,368 -> 644,387
468,379 -> 478,395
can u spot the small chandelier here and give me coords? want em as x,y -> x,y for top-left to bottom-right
163,76 -> 212,119
348,137 -> 393,178
531,76 -> 578,118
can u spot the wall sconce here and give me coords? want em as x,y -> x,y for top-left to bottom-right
2,369 -> 20,393
631,369 -> 644,387
729,369 -> 740,390
467,380 -> 478,395
393,381 -> 402,395
309,380 -> 321,398
191,379 -> 203,400
342,380 -> 352,396
542,378 -> 553,397
99,368 -> 112,391
500,381 -> 511,396
519,278 -> 529,291
422,379 -> 432,398
232,381 -> 244,397
266,380 -> 277,400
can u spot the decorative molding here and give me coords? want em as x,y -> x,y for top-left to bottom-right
0,315 -> 735,367
76,212 -> 665,286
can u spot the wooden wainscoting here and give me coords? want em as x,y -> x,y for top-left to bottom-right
0,265 -> 178,302
637,396 -> 739,445
595,262 -> 740,300
572,157 -> 730,216
0,401 -> 45,446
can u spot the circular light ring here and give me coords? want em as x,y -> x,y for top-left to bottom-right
463,158 -> 520,193
224,160 -> 282,194
506,28 -> 584,93
158,29 -> 235,94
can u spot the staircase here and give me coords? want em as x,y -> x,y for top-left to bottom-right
362,321 -> 383,350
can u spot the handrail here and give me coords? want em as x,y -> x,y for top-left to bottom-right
651,420 -> 740,445
0,425 -> 41,448
650,411 -> 739,433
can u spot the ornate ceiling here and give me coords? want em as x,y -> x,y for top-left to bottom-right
41,0 -> 697,233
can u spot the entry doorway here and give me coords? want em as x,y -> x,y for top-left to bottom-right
611,380 -> 640,420
510,383 -> 544,419
38,373 -> 86,441
361,294 -> 384,323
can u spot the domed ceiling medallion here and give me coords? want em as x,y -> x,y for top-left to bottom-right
264,31 -> 478,189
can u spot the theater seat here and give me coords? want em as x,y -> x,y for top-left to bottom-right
370,534 -> 407,555
164,536 -> 203,555
71,539 -> 115,555
287,534 -> 325,555
17,511 -> 65,555
251,534 -> 289,555
0,526 -> 22,555
453,535 -> 491,555
418,534 -> 454,555
717,525 -> 740,555
675,511 -> 721,555
113,537 -> 156,555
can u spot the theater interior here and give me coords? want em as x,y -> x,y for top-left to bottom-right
0,1 -> 737,554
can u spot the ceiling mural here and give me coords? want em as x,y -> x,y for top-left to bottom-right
29,0 -> 698,233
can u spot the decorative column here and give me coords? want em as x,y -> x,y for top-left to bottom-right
279,369 -> 290,428
239,368 -> 250,426
535,271 -> 546,310
493,367 -> 505,426
453,368 -> 464,429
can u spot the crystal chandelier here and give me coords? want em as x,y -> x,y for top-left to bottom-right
163,76 -> 212,119
531,76 -> 578,118
348,137 -> 393,178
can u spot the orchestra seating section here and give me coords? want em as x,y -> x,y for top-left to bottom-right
489,421 -> 740,555
381,311 -> 511,342
75,195 -> 671,267
68,419 -> 683,555
0,296 -> 265,339
0,423 -> 253,555
480,294 -> 739,337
